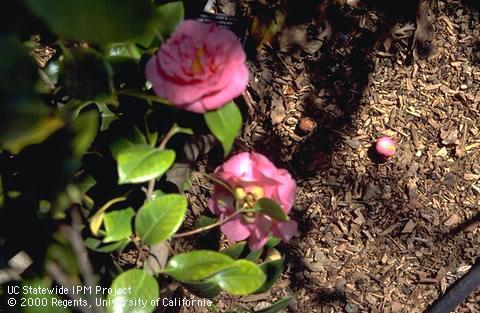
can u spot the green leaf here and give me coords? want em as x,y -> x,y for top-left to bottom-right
209,260 -> 266,295
135,194 -> 187,245
134,1 -> 184,47
266,236 -> 282,248
246,249 -> 263,262
60,47 -> 113,101
72,110 -> 99,157
103,207 -> 135,243
109,126 -> 148,159
204,101 -> 242,157
2,116 -> 64,154
255,258 -> 284,294
151,190 -> 165,200
85,237 -> 128,253
196,216 -> 216,228
116,89 -> 169,105
24,0 -> 155,44
156,2 -> 184,39
96,103 -> 117,131
106,269 -> 159,313
254,296 -> 293,313
182,281 -> 222,299
103,43 -> 142,60
89,197 -> 127,236
0,36 -> 64,153
117,144 -> 175,184
220,242 -> 247,259
165,250 -> 235,282
253,198 -> 289,222
74,173 -> 96,194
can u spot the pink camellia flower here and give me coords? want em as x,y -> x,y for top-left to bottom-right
375,136 -> 397,158
145,20 -> 249,113
208,152 -> 297,251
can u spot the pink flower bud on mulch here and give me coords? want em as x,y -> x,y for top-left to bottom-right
375,136 -> 397,158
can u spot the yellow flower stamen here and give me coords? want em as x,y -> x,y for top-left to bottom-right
191,47 -> 205,74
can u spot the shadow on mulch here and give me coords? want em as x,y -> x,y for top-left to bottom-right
240,1 -> 431,178
288,0 -> 427,177
285,249 -> 348,308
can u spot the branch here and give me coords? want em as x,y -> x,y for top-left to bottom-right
146,124 -> 178,200
173,210 -> 245,238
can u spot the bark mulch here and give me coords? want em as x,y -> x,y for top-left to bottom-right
182,0 -> 480,312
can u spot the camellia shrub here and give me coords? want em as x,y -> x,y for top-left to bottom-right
0,1 -> 296,312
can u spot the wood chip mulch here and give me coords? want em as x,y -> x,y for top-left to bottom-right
197,0 -> 480,312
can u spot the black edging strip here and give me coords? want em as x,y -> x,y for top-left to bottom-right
427,258 -> 480,313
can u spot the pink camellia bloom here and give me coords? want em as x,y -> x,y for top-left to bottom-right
208,152 -> 297,251
145,20 -> 249,113
375,136 -> 397,158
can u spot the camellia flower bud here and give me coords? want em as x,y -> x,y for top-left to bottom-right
375,136 -> 396,158
234,186 -> 247,201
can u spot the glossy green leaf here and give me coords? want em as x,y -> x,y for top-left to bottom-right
110,138 -> 134,160
96,103 -> 117,131
196,216 -> 216,228
156,2 -> 184,39
135,1 -> 184,47
255,258 -> 284,294
209,260 -> 266,295
85,237 -> 128,253
165,250 -> 235,282
2,116 -> 64,154
106,269 -> 159,313
266,236 -> 282,248
246,249 -> 263,262
182,281 -> 222,299
253,198 -> 289,222
116,89 -> 169,105
103,43 -> 142,60
254,296 -> 293,313
151,190 -> 165,200
24,0 -> 155,44
220,242 -> 247,259
103,207 -> 135,243
0,35 -> 64,153
204,101 -> 242,157
117,144 -> 175,184
74,173 -> 96,194
43,59 -> 60,85
60,47 -> 113,101
72,110 -> 99,157
89,197 -> 127,236
135,194 -> 187,245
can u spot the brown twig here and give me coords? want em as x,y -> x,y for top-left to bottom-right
173,210 -> 245,238
61,209 -> 103,313
46,262 -> 93,313
146,124 -> 178,200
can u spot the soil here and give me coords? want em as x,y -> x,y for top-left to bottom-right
179,0 -> 480,312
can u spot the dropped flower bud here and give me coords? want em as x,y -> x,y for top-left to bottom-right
298,117 -> 316,134
375,136 -> 396,158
